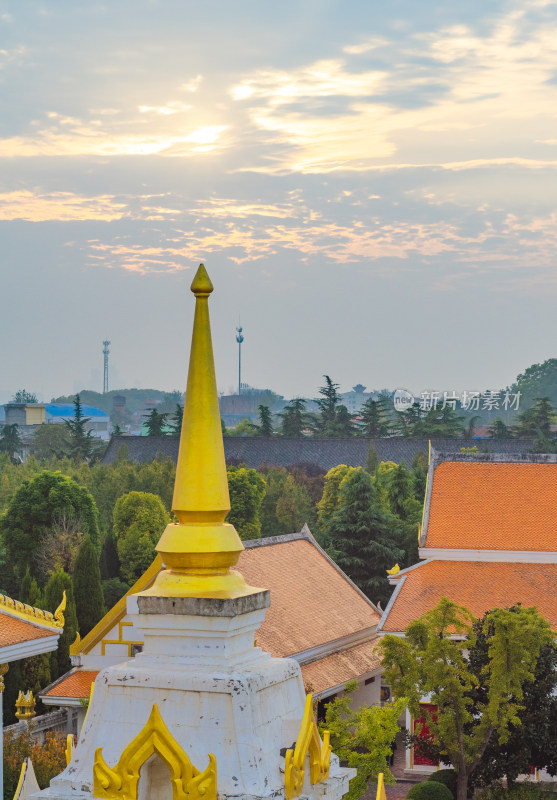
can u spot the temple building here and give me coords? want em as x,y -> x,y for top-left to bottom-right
41,527 -> 384,730
379,449 -> 557,777
0,592 -> 66,794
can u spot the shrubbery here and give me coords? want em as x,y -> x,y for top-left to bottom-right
3,730 -> 66,800
427,769 -> 457,799
406,780 -> 454,800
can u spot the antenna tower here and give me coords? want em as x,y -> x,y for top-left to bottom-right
102,340 -> 110,393
235,325 -> 244,395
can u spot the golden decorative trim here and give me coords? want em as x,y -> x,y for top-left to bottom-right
101,622 -> 143,657
13,759 -> 27,800
15,690 -> 36,720
376,773 -> 387,800
0,662 -> 9,693
93,704 -> 216,800
82,682 -> 95,729
70,556 -> 162,656
285,694 -> 331,800
65,734 -> 75,766
386,564 -> 400,576
54,591 -> 66,628
0,591 -> 65,631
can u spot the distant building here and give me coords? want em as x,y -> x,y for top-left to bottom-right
1,402 -> 111,460
218,386 -> 285,428
339,385 -> 378,414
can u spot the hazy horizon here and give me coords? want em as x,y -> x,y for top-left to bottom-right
2,1 -> 557,402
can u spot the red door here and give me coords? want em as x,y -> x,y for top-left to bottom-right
413,704 -> 438,766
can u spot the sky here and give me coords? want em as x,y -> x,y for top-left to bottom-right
2,0 -> 557,403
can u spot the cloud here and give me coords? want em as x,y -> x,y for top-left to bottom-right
0,117 -> 230,157
227,4 -> 557,174
0,190 -> 127,221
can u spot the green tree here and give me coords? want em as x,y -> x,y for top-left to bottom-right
320,681 -> 406,800
380,598 -> 554,800
65,394 -> 96,462
73,534 -> 106,636
359,398 -> 391,437
275,474 -> 314,533
227,418 -> 257,437
254,405 -> 274,437
19,567 -> 42,606
226,466 -> 266,540
365,443 -> 379,474
278,398 -> 308,437
515,397 -> 555,451
314,376 -> 341,435
0,424 -> 22,462
102,577 -> 130,607
259,467 -> 289,535
330,405 -> 356,437
30,424 -> 71,460
0,470 -> 99,591
316,464 -> 355,548
113,491 -> 168,584
142,408 -> 169,436
328,468 -> 404,604
385,463 -> 413,519
99,530 -> 120,579
469,608 -> 557,788
44,569 -> 79,680
169,404 -> 184,437
487,418 -> 513,439
12,390 -> 38,403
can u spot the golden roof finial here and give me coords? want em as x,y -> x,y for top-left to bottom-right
143,264 -> 256,599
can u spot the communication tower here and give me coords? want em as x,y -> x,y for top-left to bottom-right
103,340 -> 110,393
235,326 -> 244,395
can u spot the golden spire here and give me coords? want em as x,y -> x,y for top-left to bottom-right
143,264 -> 256,599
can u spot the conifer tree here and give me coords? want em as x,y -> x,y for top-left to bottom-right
386,463 -> 413,518
19,567 -> 42,606
314,376 -> 341,435
142,408 -> 168,436
170,404 -> 184,437
99,530 -> 120,580
328,468 -> 403,605
65,394 -> 95,461
255,405 -> 274,437
73,534 -> 106,636
316,464 -> 355,547
44,569 -> 78,680
365,443 -> 379,474
0,424 -> 22,462
359,398 -> 391,437
278,398 -> 308,437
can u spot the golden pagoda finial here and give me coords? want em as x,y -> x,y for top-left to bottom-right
142,264 -> 257,599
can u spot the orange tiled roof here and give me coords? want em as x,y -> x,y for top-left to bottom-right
426,462 -> 557,551
381,560 -> 557,632
237,539 -> 380,657
44,670 -> 99,699
0,612 -> 56,648
300,639 -> 382,695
